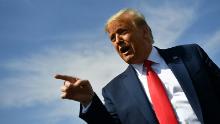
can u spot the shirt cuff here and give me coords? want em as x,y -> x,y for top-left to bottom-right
81,101 -> 92,113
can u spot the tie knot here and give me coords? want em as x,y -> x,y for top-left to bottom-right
144,60 -> 153,68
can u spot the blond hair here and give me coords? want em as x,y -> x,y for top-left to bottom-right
105,8 -> 154,43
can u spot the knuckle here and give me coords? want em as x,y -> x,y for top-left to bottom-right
64,81 -> 71,87
60,86 -> 65,91
61,92 -> 67,98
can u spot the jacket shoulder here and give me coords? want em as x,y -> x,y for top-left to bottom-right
160,43 -> 202,52
157,43 -> 204,59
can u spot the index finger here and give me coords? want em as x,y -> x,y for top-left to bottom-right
54,74 -> 78,82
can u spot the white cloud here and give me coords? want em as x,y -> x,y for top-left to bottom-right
0,37 -> 127,124
44,102 -> 86,124
0,1 -> 203,124
0,0 -> 200,108
0,40 -> 127,108
138,0 -> 198,48
201,30 -> 220,57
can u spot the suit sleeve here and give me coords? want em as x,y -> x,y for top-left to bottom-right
79,92 -> 121,124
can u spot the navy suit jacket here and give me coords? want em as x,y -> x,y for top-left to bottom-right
80,44 -> 220,124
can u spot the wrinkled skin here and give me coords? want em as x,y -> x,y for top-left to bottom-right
55,13 -> 153,105
107,15 -> 152,64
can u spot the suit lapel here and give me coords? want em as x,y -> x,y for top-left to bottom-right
157,47 -> 204,124
122,65 -> 158,124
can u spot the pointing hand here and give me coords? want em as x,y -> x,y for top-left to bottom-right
55,74 -> 94,106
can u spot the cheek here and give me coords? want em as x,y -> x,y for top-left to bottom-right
112,43 -> 119,52
131,40 -> 143,53
123,34 -> 131,42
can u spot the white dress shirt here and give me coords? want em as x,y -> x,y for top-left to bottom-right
132,47 -> 201,124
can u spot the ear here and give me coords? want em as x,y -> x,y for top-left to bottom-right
142,26 -> 151,39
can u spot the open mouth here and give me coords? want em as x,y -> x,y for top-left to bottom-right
120,46 -> 130,53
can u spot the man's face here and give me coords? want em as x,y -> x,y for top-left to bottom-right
107,17 -> 153,64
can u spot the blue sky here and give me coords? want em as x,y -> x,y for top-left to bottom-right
0,0 -> 220,124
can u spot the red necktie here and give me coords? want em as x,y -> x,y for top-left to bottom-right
144,60 -> 178,124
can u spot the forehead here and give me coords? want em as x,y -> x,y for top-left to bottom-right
107,19 -> 134,34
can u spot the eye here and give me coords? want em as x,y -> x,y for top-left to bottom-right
110,35 -> 116,42
109,28 -> 128,42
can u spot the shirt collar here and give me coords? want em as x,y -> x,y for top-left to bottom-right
148,46 -> 162,64
131,47 -> 162,74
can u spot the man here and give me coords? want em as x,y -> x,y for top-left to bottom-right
55,8 -> 220,124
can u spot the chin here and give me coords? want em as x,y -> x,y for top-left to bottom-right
121,55 -> 136,64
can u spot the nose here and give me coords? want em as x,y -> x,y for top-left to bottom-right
115,34 -> 124,45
